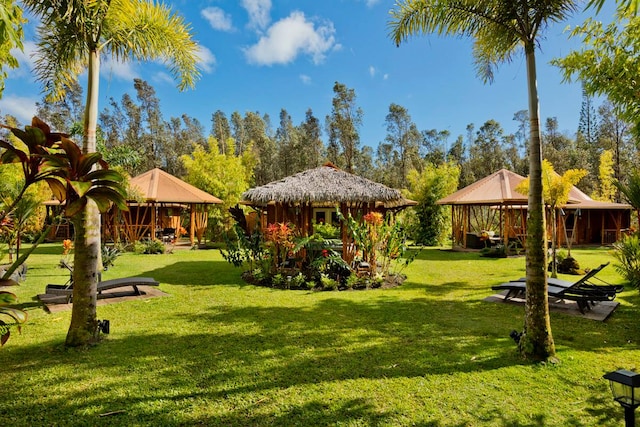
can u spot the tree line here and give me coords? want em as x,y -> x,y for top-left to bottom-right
12,78 -> 635,203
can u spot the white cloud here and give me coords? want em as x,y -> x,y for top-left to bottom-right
300,74 -> 311,85
195,45 -> 216,73
383,73 -> 389,80
245,11 -> 337,66
242,0 -> 271,30
152,71 -> 175,86
9,40 -> 39,77
369,66 -> 376,77
365,0 -> 381,6
201,7 -> 233,31
0,95 -> 38,124
101,57 -> 138,81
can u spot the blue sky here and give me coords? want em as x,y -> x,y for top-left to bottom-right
0,1 -> 613,150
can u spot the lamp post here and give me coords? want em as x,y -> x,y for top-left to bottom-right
604,369 -> 640,427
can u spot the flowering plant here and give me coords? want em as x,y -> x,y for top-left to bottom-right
62,239 -> 73,255
264,223 -> 297,273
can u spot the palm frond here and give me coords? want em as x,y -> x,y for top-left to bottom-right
104,0 -> 200,91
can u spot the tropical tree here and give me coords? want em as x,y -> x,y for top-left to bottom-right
23,0 -> 200,347
325,82 -> 363,173
517,160 -> 587,276
616,169 -> 640,226
181,138 -> 255,237
554,12 -> 640,136
405,161 -> 460,245
0,0 -> 24,98
390,0 -> 580,361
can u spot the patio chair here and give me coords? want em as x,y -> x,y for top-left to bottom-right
509,262 -> 623,293
43,274 -> 159,304
491,263 -> 621,314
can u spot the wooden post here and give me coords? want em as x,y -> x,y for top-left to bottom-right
190,204 -> 195,245
151,203 -> 157,241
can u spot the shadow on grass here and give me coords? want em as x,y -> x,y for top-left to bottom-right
1,288 -> 631,426
135,260 -> 244,286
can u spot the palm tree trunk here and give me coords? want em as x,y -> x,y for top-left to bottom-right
66,49 -> 102,347
521,45 -> 555,360
65,209 -> 101,346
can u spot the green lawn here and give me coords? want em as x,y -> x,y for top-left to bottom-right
1,244 -> 639,426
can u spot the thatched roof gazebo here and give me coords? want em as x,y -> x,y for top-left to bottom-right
106,168 -> 222,245
241,163 -> 415,260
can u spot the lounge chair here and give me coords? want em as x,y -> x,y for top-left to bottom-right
509,262 -> 623,293
43,276 -> 159,304
492,262 -> 622,314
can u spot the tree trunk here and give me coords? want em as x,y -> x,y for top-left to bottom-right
66,48 -> 102,347
551,208 -> 558,278
65,209 -> 101,346
520,45 -> 555,361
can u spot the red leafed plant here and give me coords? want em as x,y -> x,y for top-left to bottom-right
264,223 -> 296,273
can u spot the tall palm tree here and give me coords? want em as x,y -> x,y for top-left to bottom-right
23,0 -> 200,347
389,0 -> 579,361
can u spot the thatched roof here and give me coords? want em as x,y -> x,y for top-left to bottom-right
242,164 -> 413,207
129,168 -> 222,204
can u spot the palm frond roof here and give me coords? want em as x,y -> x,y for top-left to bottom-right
242,163 -> 414,208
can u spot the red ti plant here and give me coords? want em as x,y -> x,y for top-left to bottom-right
264,223 -> 296,273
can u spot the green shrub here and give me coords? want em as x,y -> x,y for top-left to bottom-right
272,273 -> 286,288
613,234 -> 640,289
133,240 -> 165,255
320,274 -> 338,290
101,245 -> 121,270
290,273 -> 306,289
312,221 -> 340,239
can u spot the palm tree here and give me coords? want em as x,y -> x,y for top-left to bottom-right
389,0 -> 579,361
23,0 -> 200,347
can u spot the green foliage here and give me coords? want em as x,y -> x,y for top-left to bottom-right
101,245 -> 121,270
405,162 -> 460,246
222,224 -> 266,270
0,0 -> 24,98
0,289 -> 26,346
133,240 -> 165,255
319,274 -> 338,291
554,14 -> 640,136
311,221 -> 340,239
616,169 -> 640,225
182,140 -> 255,237
613,234 -> 640,290
593,150 -> 616,202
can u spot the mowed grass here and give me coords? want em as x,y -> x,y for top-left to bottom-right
1,244 -> 639,426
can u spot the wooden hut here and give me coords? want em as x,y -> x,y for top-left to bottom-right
437,169 -> 631,249
105,168 -> 222,245
240,163 -> 416,261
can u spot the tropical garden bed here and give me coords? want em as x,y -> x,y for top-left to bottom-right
223,211 -> 413,291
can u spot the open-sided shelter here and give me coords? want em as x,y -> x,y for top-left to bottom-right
240,163 -> 416,261
437,169 -> 631,249
105,168 -> 222,245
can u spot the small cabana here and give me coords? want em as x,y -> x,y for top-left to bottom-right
438,168 -> 631,249
105,168 -> 222,245
240,163 -> 416,261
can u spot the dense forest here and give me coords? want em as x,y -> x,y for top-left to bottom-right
1,77 -> 637,243
12,78 -> 635,197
